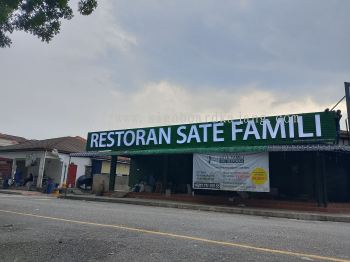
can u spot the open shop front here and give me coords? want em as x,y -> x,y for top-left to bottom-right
124,148 -> 350,207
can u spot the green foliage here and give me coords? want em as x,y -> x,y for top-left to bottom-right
78,0 -> 97,15
0,0 -> 97,48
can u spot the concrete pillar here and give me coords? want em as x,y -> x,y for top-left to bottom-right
59,161 -> 67,187
36,152 -> 46,188
109,155 -> 117,191
11,159 -> 16,178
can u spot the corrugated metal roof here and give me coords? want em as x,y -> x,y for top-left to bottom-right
80,144 -> 350,156
0,136 -> 86,154
267,144 -> 350,152
70,152 -> 110,158
69,152 -> 130,163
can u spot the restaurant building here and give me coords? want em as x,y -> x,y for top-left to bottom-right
85,111 -> 350,207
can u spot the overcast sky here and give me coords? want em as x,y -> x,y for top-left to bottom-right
1,0 -> 349,140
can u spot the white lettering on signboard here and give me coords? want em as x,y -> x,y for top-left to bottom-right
315,114 -> 322,137
243,120 -> 260,140
146,129 -> 158,145
213,122 -> 224,142
99,132 -> 107,147
115,131 -> 125,146
231,121 -> 243,141
198,123 -> 212,142
89,113 -> 328,149
176,126 -> 187,144
123,130 -> 135,146
187,125 -> 201,143
107,132 -> 115,147
262,118 -> 286,139
297,116 -> 313,138
136,129 -> 146,145
91,133 -> 99,148
159,127 -> 171,145
288,116 -> 295,138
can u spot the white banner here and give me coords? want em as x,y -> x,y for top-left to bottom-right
193,152 -> 269,192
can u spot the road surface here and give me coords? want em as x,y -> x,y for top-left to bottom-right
0,194 -> 349,262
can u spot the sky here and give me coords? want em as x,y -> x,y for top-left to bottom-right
0,0 -> 349,140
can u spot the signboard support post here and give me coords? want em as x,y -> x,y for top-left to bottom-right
315,152 -> 328,207
162,155 -> 169,194
321,152 -> 328,207
315,152 -> 322,207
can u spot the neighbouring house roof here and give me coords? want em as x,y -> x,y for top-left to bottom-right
0,133 -> 28,145
0,136 -> 86,154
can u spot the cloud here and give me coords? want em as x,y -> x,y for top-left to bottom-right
0,0 -> 349,139
103,81 -> 346,131
111,0 -> 350,95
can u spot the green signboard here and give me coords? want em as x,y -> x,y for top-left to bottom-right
86,111 -> 336,154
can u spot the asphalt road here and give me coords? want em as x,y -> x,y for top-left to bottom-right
0,194 -> 349,262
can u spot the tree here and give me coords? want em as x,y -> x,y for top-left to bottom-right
0,0 -> 97,48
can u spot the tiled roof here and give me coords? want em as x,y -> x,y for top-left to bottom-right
0,136 -> 86,154
0,133 -> 27,143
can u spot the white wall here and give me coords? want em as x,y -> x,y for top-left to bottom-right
59,155 -> 91,186
44,159 -> 62,185
71,157 -> 91,181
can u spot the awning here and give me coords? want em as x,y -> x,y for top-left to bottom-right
71,144 -> 350,157
69,152 -> 130,163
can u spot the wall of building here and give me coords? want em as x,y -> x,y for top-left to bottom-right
129,155 -> 192,192
46,154 -> 91,186
101,161 -> 110,174
117,163 -> 130,176
129,152 -> 350,202
70,157 -> 91,181
55,155 -> 91,186
0,151 -> 46,186
0,152 -> 91,188
269,152 -> 316,200
101,160 -> 130,176
44,158 -> 62,185
0,158 -> 12,177
324,152 -> 350,202
91,159 -> 102,175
